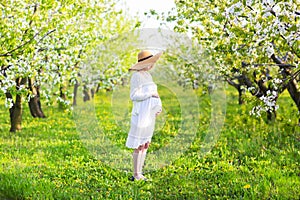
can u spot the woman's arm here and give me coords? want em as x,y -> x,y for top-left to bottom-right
130,88 -> 153,101
130,72 -> 157,101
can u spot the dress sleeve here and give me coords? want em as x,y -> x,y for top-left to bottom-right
130,72 -> 152,101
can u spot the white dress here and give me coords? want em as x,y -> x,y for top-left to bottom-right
126,71 -> 162,149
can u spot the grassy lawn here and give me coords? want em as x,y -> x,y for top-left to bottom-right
0,86 -> 299,199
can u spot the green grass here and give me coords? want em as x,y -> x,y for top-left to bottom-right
0,86 -> 299,199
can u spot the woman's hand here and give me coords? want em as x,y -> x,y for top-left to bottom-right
156,108 -> 162,117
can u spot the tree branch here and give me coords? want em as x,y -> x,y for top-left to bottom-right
23,3 -> 38,35
36,29 -> 56,44
226,78 -> 240,88
0,28 -> 56,57
243,60 -> 296,68
0,31 -> 41,57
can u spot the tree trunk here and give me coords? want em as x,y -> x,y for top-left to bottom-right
121,77 -> 127,86
227,78 -> 245,105
7,77 -> 27,132
10,94 -> 23,132
96,83 -> 101,93
266,109 -> 276,123
285,78 -> 300,125
73,79 -> 79,106
91,88 -> 95,98
238,70 -> 278,122
59,85 -> 67,109
83,85 -> 91,102
28,78 -> 46,118
238,88 -> 245,105
271,54 -> 300,125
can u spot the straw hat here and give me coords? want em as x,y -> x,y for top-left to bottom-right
130,50 -> 162,70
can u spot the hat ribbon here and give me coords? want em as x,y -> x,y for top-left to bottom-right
138,55 -> 153,62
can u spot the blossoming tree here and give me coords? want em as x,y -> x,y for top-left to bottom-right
167,0 -> 299,123
0,0 -> 137,132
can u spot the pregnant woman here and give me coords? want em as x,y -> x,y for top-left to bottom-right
126,50 -> 163,181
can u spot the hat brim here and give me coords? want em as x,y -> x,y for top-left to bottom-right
130,52 -> 163,70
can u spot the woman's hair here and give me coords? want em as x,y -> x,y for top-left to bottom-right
128,65 -> 153,72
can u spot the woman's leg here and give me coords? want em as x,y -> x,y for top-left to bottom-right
132,144 -> 144,180
132,142 -> 149,180
138,142 -> 150,179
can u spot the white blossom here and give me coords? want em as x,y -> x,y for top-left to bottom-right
266,44 -> 275,57
5,98 -> 13,109
248,87 -> 256,92
246,0 -> 253,7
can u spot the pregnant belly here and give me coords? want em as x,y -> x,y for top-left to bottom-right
150,97 -> 162,113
